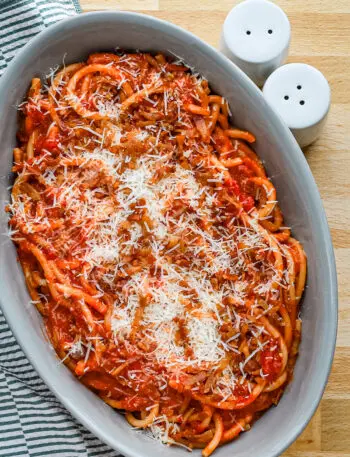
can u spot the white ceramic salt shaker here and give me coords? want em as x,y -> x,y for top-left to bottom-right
263,63 -> 331,148
220,0 -> 291,86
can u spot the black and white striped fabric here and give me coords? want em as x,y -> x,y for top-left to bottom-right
0,312 -> 120,457
0,2 -> 121,456
0,0 -> 81,76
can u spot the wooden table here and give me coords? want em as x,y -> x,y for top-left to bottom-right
80,1 -> 350,455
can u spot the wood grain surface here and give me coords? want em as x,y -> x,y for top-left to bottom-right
80,1 -> 350,455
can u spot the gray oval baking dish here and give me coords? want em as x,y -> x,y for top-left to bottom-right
0,11 -> 337,457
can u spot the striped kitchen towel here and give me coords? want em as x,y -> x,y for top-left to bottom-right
0,0 -> 81,76
0,2 -> 120,456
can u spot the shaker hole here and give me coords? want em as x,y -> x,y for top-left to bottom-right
268,29 -> 273,34
246,30 -> 251,35
284,95 -> 289,100
297,85 -> 302,90
300,100 -> 305,105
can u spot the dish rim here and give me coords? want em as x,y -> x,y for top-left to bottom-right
0,10 -> 338,457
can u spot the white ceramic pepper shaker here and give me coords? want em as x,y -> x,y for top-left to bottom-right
220,0 -> 291,87
263,63 -> 331,148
